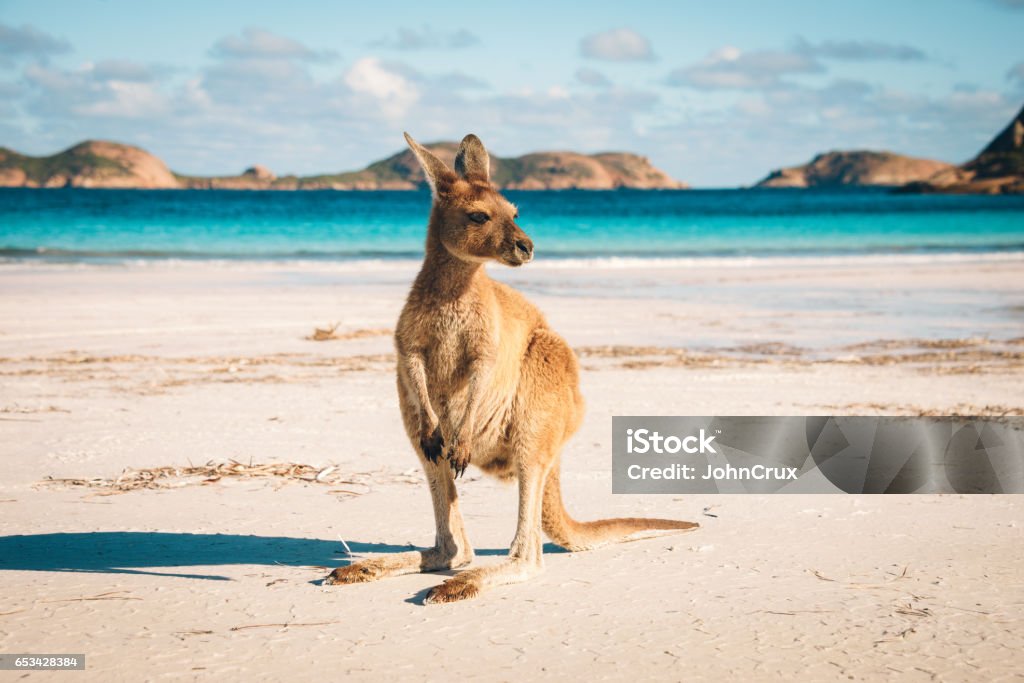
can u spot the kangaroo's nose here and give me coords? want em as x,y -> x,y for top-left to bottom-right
515,238 -> 533,257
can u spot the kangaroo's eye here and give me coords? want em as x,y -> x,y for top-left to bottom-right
468,212 -> 489,224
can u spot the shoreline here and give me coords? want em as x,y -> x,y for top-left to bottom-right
3,257 -> 1022,352
3,247 -> 1024,269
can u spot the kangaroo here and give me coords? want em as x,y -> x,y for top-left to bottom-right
325,132 -> 698,603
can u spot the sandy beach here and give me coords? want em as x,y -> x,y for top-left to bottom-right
1,257 -> 1023,681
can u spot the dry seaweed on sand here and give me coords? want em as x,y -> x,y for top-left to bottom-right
308,322 -> 341,341
809,565 -> 913,588
229,621 -> 340,632
306,323 -> 391,342
40,460 -> 350,492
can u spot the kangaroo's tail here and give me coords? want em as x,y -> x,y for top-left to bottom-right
541,463 -> 699,551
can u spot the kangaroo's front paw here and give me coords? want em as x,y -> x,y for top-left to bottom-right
424,574 -> 480,604
324,560 -> 384,585
443,438 -> 471,478
419,426 -> 444,463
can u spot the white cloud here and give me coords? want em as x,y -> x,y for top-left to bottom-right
580,28 -> 654,62
575,67 -> 611,87
210,28 -> 335,62
75,81 -> 169,118
202,58 -> 313,104
90,59 -> 169,82
668,46 -> 823,90
792,36 -> 928,62
343,57 -> 419,118
372,26 -> 479,50
0,22 -> 70,65
23,62 -> 170,119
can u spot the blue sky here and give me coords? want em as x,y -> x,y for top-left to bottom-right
1,0 -> 1022,186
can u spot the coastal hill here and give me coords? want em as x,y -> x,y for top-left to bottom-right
755,150 -> 953,188
0,141 -> 179,189
0,140 -> 687,191
900,104 -> 1024,194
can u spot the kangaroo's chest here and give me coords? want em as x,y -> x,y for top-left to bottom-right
422,303 -> 488,392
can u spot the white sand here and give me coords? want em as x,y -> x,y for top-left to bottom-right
0,259 -> 1022,681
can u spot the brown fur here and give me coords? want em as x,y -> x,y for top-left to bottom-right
325,133 -> 697,602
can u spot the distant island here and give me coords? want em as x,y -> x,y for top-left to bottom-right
0,140 -> 687,191
756,104 -> 1024,194
898,104 -> 1024,195
755,151 -> 952,188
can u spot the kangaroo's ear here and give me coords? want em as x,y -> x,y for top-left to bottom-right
404,132 -> 456,197
454,133 -> 489,183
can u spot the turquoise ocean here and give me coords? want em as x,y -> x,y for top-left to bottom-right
2,188 -> 1023,265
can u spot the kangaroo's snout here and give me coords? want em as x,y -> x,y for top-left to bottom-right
515,236 -> 533,262
505,230 -> 533,266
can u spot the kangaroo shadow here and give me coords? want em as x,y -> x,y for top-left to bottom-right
0,532 -> 528,582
